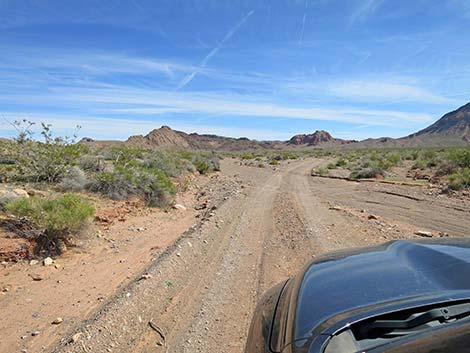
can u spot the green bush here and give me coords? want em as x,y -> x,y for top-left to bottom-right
447,149 -> 470,168
6,194 -> 95,252
314,167 -> 328,176
327,163 -> 336,169
350,166 -> 384,179
335,159 -> 347,168
448,168 -> 470,190
7,121 -> 85,183
192,154 -> 220,174
269,159 -> 280,166
91,164 -> 176,206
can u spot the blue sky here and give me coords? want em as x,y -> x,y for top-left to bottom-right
1,0 -> 469,141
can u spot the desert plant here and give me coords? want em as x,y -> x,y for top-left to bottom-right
314,167 -> 328,176
448,168 -> 470,190
8,120 -> 85,183
447,149 -> 470,169
6,194 -> 95,252
78,154 -> 106,172
90,163 -> 176,206
350,166 -> 384,179
58,166 -> 89,191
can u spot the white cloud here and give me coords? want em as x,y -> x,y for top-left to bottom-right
0,113 -> 291,141
350,0 -> 385,23
327,79 -> 459,105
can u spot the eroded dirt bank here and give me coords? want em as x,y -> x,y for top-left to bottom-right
3,158 -> 469,353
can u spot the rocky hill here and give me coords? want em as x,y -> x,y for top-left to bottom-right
126,126 -> 278,151
81,102 -> 470,150
288,130 -> 355,146
403,102 -> 470,145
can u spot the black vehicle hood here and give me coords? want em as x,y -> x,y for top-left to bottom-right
294,239 -> 470,343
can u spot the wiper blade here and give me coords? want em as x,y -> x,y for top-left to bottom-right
359,302 -> 470,334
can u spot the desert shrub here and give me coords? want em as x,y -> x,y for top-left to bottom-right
78,154 -> 106,172
335,159 -> 347,168
142,151 -> 188,177
350,166 -> 384,179
269,159 -> 280,166
7,121 -> 85,183
327,163 -> 336,169
241,152 -> 255,160
314,167 -> 328,175
58,167 -> 89,191
91,164 -> 176,206
6,194 -> 95,252
447,149 -> 470,169
448,168 -> 470,190
192,154 -> 220,174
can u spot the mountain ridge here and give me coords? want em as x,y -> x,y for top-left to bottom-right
79,102 -> 470,150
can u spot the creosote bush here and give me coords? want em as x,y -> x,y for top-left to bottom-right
7,120 -> 85,183
448,168 -> 470,190
6,194 -> 95,253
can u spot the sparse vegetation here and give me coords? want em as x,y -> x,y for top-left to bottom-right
304,147 -> 470,190
448,168 -> 470,190
5,120 -> 85,183
6,194 -> 95,253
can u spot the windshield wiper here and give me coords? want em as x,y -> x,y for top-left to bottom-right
358,302 -> 470,337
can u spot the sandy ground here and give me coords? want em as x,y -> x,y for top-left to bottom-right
1,157 -> 469,353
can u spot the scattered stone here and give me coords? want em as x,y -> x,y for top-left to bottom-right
29,260 -> 39,266
439,232 -> 449,237
367,214 -> 378,220
415,230 -> 433,237
140,274 -> 152,280
176,252 -> 181,257
173,204 -> 187,211
71,332 -> 82,343
31,331 -> 40,337
51,317 -> 63,325
0,187 -> 29,206
329,206 -> 342,211
30,273 -> 44,281
43,257 -> 54,266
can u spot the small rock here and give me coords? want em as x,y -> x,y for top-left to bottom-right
415,230 -> 433,237
43,257 -> 54,266
176,252 -> 181,257
30,274 -> 44,281
71,332 -> 82,343
51,317 -> 63,325
140,274 -> 152,280
31,331 -> 40,337
29,260 -> 39,266
173,204 -> 187,211
367,214 -> 378,220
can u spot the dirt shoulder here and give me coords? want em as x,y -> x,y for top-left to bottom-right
0,172 -> 241,353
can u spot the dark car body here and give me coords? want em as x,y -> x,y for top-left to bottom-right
245,238 -> 470,353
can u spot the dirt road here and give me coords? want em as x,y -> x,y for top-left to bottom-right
19,158 -> 470,352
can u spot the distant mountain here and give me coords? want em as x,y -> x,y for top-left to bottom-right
127,126 -> 278,151
287,130 -> 355,146
352,102 -> 470,148
79,103 -> 470,150
404,102 -> 470,144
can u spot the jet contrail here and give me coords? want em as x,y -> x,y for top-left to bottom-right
299,0 -> 308,46
176,9 -> 255,90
